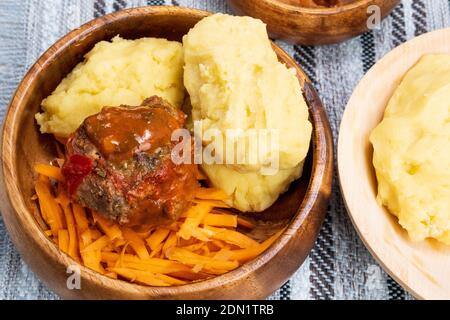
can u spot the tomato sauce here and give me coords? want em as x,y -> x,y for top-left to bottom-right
62,154 -> 93,195
83,106 -> 183,165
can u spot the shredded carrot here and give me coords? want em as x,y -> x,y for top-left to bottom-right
203,213 -> 237,228
82,235 -> 110,253
146,228 -> 170,251
101,252 -> 189,268
113,238 -> 127,248
162,231 -> 178,254
166,247 -> 239,271
178,203 -> 212,240
35,175 -> 64,236
195,188 -> 229,201
192,199 -> 230,208
186,225 -> 214,242
227,229 -> 284,262
72,203 -> 89,233
108,268 -> 172,286
168,270 -> 210,281
149,244 -> 163,258
213,239 -> 226,248
205,226 -> 259,248
33,163 -> 283,286
153,273 -> 187,286
82,250 -> 104,274
79,229 -> 93,249
58,229 -> 69,254
89,228 -> 103,240
180,243 -> 204,252
60,197 -> 79,260
122,227 -> 150,260
92,211 -> 122,240
237,216 -> 255,229
103,256 -> 190,274
34,164 -> 64,182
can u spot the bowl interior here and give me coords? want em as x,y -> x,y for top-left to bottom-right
338,28 -> 450,300
15,9 -> 311,231
2,7 -> 326,298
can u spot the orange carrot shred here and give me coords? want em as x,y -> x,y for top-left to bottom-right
178,203 -> 212,240
237,216 -> 255,229
60,199 -> 79,260
34,164 -> 64,182
92,211 -> 122,240
203,213 -> 237,228
204,226 -> 259,248
195,188 -> 229,201
122,227 -> 150,260
146,227 -> 170,251
58,230 -> 69,254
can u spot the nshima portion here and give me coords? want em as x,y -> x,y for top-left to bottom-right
183,13 -> 312,212
62,96 -> 198,226
36,36 -> 185,138
370,54 -> 450,244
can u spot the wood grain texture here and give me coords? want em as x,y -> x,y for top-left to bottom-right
227,0 -> 400,45
0,6 -> 333,299
338,28 -> 450,300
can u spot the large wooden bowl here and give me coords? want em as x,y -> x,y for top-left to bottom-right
227,0 -> 400,45
0,6 -> 333,299
338,28 -> 450,300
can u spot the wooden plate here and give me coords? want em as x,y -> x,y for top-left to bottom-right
227,0 -> 400,45
0,6 -> 333,299
338,28 -> 450,300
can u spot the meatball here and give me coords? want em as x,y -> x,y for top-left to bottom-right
61,96 -> 198,226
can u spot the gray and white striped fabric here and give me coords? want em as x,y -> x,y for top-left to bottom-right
0,0 -> 449,300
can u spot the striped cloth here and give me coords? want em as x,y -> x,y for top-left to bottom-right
0,0 -> 449,300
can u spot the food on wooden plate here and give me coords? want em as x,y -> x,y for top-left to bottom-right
370,54 -> 450,244
183,13 -> 312,212
33,97 -> 284,284
34,162 -> 282,284
31,13 -> 310,286
35,36 -> 185,138
62,96 -> 198,226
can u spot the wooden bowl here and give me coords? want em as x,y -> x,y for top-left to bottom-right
338,28 -> 450,300
0,6 -> 333,299
227,0 -> 400,45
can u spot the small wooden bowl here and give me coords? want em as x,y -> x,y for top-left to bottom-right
227,0 -> 400,45
338,28 -> 450,300
0,6 -> 333,299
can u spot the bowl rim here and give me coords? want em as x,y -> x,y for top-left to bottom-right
337,27 -> 450,300
1,6 -> 333,297
261,0 -> 377,15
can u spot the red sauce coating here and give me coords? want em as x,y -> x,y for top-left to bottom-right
62,154 -> 93,195
61,97 -> 199,227
83,106 -> 182,165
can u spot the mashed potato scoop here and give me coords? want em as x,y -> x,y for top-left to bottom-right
183,14 -> 312,212
36,36 -> 185,138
